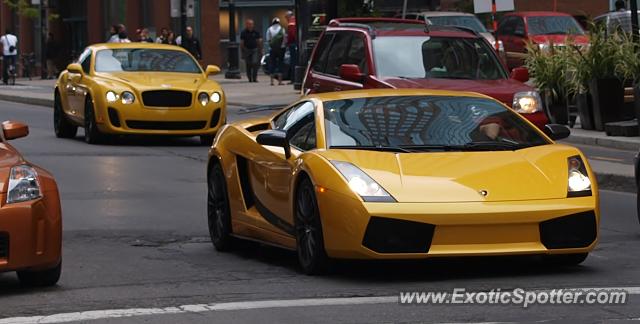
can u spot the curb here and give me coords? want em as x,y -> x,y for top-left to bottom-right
562,135 -> 640,151
0,93 -> 53,108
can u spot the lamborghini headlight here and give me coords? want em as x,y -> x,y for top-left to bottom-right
330,161 -> 395,202
211,91 -> 222,103
513,91 -> 543,114
121,91 -> 135,104
6,164 -> 42,204
567,156 -> 592,196
198,92 -> 210,106
106,91 -> 118,103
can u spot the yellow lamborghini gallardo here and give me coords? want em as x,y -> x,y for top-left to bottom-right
54,43 -> 225,145
207,89 -> 599,274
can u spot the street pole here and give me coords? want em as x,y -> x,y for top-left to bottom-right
402,0 -> 407,19
180,0 -> 187,44
491,0 -> 497,31
40,0 -> 47,79
225,0 -> 241,79
631,0 -> 639,44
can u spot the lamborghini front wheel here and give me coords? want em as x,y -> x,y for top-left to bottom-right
295,176 -> 330,275
208,162 -> 234,251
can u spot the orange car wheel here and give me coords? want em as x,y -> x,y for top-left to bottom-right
17,262 -> 62,287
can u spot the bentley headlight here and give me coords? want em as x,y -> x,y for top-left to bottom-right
567,156 -> 592,197
121,91 -> 135,104
330,160 -> 395,202
513,91 -> 542,114
106,91 -> 118,103
6,164 -> 42,204
211,91 -> 222,103
198,92 -> 210,106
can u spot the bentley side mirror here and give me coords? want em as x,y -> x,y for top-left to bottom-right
256,129 -> 291,159
544,124 -> 570,140
2,120 -> 29,140
66,63 -> 83,75
205,65 -> 221,76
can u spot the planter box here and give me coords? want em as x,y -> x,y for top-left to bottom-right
589,78 -> 625,131
634,84 -> 640,130
576,92 -> 595,130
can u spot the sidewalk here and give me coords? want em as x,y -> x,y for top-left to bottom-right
0,74 -> 302,109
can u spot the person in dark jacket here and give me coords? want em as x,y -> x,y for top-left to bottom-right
179,26 -> 201,59
45,33 -> 58,79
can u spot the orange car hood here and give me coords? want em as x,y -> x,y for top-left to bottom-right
317,144 -> 580,203
0,143 -> 23,193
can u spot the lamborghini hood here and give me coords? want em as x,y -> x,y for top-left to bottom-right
317,144 -> 583,203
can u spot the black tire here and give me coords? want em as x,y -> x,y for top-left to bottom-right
637,190 -> 640,225
208,162 -> 234,251
200,135 -> 215,146
295,176 -> 330,275
84,96 -> 104,144
53,91 -> 78,138
546,253 -> 589,266
17,262 -> 61,287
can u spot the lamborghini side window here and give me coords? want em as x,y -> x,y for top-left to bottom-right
289,118 -> 316,151
272,101 -> 315,131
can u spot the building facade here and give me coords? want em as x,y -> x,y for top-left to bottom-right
0,0 -> 222,77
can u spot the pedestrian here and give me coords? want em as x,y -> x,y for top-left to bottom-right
167,31 -> 177,45
0,29 -> 18,85
138,28 -> 153,43
285,10 -> 297,84
177,26 -> 202,59
107,24 -> 119,43
156,27 -> 169,43
615,0 -> 626,11
117,24 -> 131,43
266,17 -> 285,86
45,32 -> 58,79
240,19 -> 262,82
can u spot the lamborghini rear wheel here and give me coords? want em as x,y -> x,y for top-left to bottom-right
295,176 -> 330,275
208,162 -> 234,251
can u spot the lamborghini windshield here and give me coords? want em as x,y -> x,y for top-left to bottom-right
95,48 -> 202,73
323,96 -> 549,151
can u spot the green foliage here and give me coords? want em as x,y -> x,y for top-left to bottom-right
614,31 -> 640,85
3,0 -> 38,19
525,41 -> 573,102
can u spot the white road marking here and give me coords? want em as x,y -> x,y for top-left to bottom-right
2,286 -> 639,323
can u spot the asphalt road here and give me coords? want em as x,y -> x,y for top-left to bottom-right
1,100 -> 640,323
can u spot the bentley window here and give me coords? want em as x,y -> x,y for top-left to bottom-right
95,49 -> 202,73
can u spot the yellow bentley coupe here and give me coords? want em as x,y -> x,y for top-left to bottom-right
207,89 -> 599,274
54,43 -> 225,145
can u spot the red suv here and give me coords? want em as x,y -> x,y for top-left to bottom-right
496,12 -> 589,70
303,18 -> 548,128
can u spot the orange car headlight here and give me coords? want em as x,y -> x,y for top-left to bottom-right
330,160 -> 395,202
6,164 -> 41,204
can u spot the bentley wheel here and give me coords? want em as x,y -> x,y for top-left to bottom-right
84,97 -> 104,144
208,162 -> 234,251
17,261 -> 61,287
53,92 -> 77,138
295,176 -> 330,275
546,253 -> 588,266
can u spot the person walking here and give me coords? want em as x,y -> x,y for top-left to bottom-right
178,26 -> 201,59
156,28 -> 169,43
116,24 -> 131,43
266,17 -> 285,86
138,28 -> 153,43
615,0 -> 626,11
166,31 -> 178,45
45,33 -> 58,79
107,24 -> 119,43
285,10 -> 297,84
0,29 -> 18,85
240,19 -> 262,82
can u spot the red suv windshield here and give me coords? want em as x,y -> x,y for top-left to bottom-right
526,16 -> 585,35
372,36 -> 507,80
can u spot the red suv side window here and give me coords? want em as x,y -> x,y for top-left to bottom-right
311,33 -> 334,74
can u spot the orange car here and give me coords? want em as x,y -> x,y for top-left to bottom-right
0,121 -> 62,286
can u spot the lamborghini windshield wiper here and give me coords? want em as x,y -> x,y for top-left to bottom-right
399,142 -> 529,152
330,145 -> 414,153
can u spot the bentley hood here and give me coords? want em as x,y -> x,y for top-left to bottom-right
96,72 -> 209,90
317,144 -> 586,203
